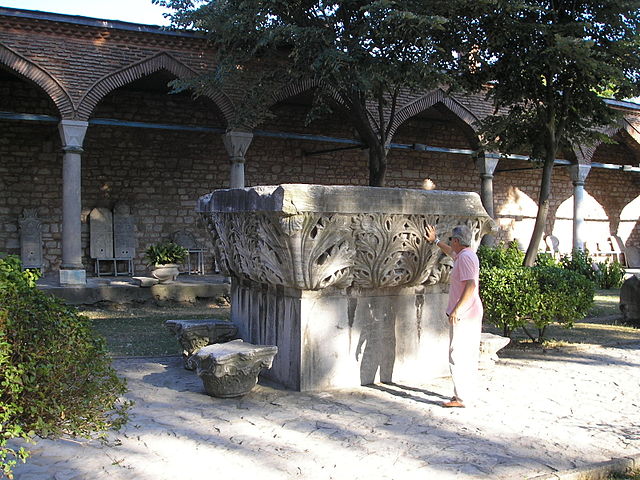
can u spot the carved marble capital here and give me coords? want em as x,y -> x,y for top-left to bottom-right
193,340 -> 278,397
198,184 -> 494,290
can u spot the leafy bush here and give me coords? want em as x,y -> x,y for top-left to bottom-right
532,266 -> 595,337
478,241 -> 524,269
594,259 -> 625,289
479,266 -> 541,337
0,255 -> 130,478
479,245 -> 595,341
560,248 -> 626,289
560,248 -> 598,282
144,241 -> 188,265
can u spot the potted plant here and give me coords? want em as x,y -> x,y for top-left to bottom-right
144,241 -> 189,283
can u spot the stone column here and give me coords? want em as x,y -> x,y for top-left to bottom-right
475,153 -> 500,245
58,120 -> 88,285
569,164 -> 592,251
222,130 -> 253,189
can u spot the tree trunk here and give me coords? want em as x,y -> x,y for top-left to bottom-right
368,144 -> 388,187
523,154 -> 555,266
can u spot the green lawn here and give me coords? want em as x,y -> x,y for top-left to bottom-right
589,288 -> 624,318
82,303 -> 230,357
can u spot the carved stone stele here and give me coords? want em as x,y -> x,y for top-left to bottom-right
164,319 -> 238,370
197,184 -> 495,391
19,208 -> 43,270
192,340 -> 278,398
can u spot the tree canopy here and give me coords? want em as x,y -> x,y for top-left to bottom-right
155,0 -> 462,186
456,0 -> 640,264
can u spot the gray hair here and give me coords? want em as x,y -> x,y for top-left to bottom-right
451,225 -> 472,247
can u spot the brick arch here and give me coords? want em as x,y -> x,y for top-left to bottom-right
76,52 -> 235,124
581,117 -> 640,163
269,78 -> 320,106
389,89 -> 480,142
0,42 -> 74,118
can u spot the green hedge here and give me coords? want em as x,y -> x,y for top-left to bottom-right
0,255 -> 130,478
478,244 -> 595,340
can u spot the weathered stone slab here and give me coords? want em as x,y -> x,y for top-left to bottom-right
192,339 -> 277,397
113,203 -> 135,258
479,332 -> 510,367
89,207 -> 113,258
620,274 -> 640,325
165,319 -> 238,369
132,276 -> 159,288
18,208 -> 43,270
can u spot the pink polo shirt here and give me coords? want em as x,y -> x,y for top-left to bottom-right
446,247 -> 483,321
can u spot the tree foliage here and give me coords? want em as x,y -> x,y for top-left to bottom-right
155,0 -> 460,186
456,0 -> 640,265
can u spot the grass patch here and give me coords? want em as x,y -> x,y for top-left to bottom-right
82,302 -> 230,357
588,288 -> 623,318
610,470 -> 640,480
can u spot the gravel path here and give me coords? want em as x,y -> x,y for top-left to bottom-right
11,343 -> 640,480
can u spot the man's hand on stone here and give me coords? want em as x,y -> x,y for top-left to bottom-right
426,224 -> 436,243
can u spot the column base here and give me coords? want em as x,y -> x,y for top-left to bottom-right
59,269 -> 86,285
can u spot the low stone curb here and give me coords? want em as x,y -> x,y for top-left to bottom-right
529,453 -> 640,480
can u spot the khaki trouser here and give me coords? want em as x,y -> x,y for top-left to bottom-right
449,315 -> 482,403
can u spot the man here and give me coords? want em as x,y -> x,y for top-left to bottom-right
425,224 -> 483,408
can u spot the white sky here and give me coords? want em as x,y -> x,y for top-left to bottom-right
0,0 -> 172,26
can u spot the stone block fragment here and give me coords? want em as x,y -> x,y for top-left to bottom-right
164,319 -> 238,369
620,275 -> 640,326
192,339 -> 277,397
479,332 -> 510,367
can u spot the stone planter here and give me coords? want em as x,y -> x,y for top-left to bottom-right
151,263 -> 179,283
192,339 -> 278,397
198,184 -> 494,391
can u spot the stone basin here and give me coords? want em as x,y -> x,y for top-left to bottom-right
198,184 -> 494,391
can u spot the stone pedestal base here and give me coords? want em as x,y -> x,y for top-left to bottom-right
192,339 -> 277,397
165,319 -> 238,370
59,269 -> 86,285
232,279 -> 450,391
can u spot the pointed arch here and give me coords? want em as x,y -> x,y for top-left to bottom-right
269,78 -> 320,107
580,116 -> 640,163
389,89 -> 480,141
76,52 -> 235,124
0,42 -> 74,118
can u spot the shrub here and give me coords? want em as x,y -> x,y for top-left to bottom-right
560,248 -> 598,282
594,259 -> 625,289
479,266 -> 541,337
478,241 -> 524,269
532,266 -> 595,338
0,255 -> 130,478
479,244 -> 595,341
